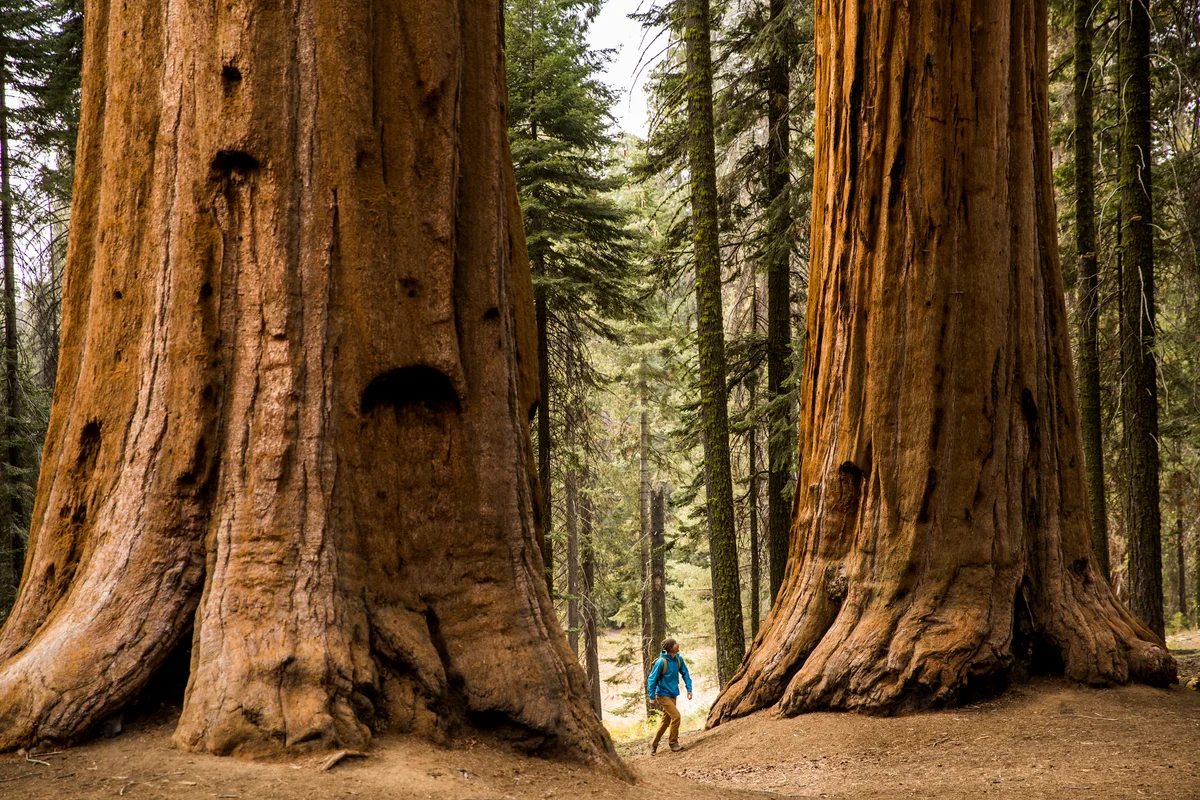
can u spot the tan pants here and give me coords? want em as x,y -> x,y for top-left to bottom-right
652,695 -> 681,747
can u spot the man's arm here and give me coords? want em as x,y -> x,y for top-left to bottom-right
681,656 -> 693,694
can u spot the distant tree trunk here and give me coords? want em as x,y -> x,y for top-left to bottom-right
709,0 -> 1175,725
0,0 -> 622,770
650,483 -> 667,658
685,0 -> 745,687
1074,0 -> 1110,580
0,47 -> 19,616
748,388 -> 761,637
1118,0 -> 1164,643
639,375 -> 653,711
535,272 -> 554,593
581,492 -> 602,716
565,344 -> 580,657
766,0 -> 794,605
566,465 -> 580,656
1175,517 -> 1186,620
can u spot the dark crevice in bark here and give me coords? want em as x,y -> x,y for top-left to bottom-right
360,366 -> 460,415
210,150 -> 261,175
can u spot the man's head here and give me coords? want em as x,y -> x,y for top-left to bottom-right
662,638 -> 679,655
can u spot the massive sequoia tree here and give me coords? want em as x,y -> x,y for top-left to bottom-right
0,0 -> 620,767
709,0 -> 1176,723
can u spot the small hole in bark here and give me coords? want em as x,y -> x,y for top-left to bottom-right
1070,557 -> 1089,579
483,307 -> 500,320
211,149 -> 260,174
113,290 -> 123,300
916,468 -> 937,522
361,366 -> 458,415
221,64 -> 242,83
199,282 -> 213,300
77,420 -> 102,468
71,504 -> 87,525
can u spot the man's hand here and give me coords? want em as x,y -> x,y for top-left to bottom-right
687,692 -> 693,701
649,697 -> 659,706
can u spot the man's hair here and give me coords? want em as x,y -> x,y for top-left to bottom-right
661,638 -> 678,653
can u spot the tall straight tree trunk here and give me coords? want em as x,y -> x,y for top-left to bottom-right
748,386 -> 761,637
580,492 -> 602,716
709,0 -> 1174,725
1074,0 -> 1110,579
565,470 -> 579,655
0,46 -> 19,615
639,375 -> 653,711
1118,0 -> 1164,642
685,0 -> 745,687
650,483 -> 667,659
0,0 -> 622,770
766,0 -> 794,605
1175,517 -> 1186,619
535,273 -> 554,593
565,379 -> 580,656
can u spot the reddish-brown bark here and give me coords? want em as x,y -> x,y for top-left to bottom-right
0,0 -> 619,770
709,0 -> 1175,724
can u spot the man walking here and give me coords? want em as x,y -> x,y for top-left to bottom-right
647,638 -> 693,754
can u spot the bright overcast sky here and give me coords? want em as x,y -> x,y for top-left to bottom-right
586,0 -> 665,137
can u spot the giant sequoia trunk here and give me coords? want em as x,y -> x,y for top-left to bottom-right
709,0 -> 1175,724
0,0 -> 620,768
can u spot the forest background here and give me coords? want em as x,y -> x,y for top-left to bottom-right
0,0 -> 1196,739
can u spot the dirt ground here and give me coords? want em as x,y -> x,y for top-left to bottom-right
1,675 -> 1196,799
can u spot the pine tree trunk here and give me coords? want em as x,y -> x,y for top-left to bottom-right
1118,0 -> 1164,642
685,0 -> 745,687
749,419 -> 761,637
566,462 -> 580,656
1074,0 -> 1110,580
581,493 -> 602,716
639,377 -> 653,711
709,0 -> 1175,725
766,0 -> 794,605
0,0 -> 622,769
535,273 -> 553,593
650,483 -> 667,658
0,47 -> 20,616
1175,517 -> 1186,620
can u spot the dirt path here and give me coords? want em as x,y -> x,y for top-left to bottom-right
639,678 -> 1200,799
1,679 -> 1196,799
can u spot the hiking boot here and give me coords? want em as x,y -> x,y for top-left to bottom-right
669,742 -> 685,752
649,742 -> 658,755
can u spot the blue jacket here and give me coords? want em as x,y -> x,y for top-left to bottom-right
647,650 -> 692,699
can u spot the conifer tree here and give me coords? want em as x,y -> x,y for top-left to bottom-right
505,0 -> 639,591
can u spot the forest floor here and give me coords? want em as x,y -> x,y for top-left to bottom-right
0,634 -> 1196,799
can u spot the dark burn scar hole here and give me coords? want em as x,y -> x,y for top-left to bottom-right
113,290 -> 123,300
483,307 -> 500,321
361,366 -> 459,415
221,65 -> 242,83
199,282 -> 213,300
401,278 -> 419,299
211,150 -> 260,174
76,420 -> 102,467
